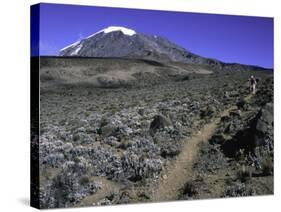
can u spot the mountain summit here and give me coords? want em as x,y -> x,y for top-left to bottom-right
59,26 -> 220,65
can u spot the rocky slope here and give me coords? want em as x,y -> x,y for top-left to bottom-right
59,26 -> 222,66
179,78 -> 273,200
36,56 -> 273,208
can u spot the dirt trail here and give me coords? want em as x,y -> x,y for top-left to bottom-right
77,94 -> 253,204
152,101 -> 246,202
76,177 -> 121,207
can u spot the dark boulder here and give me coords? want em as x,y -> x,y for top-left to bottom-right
100,124 -> 118,137
221,128 -> 256,157
256,102 -> 273,133
160,145 -> 180,158
229,110 -> 242,118
149,114 -> 172,134
254,102 -> 273,147
236,99 -> 249,110
209,134 -> 228,145
221,102 -> 273,157
221,115 -> 231,123
200,105 -> 216,118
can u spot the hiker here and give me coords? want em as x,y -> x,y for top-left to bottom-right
249,75 -> 257,94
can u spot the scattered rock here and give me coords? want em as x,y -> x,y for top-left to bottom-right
200,105 -> 216,118
236,99 -> 248,110
100,124 -> 118,137
149,114 -> 172,134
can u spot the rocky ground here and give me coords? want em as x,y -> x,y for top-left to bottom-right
36,57 -> 273,208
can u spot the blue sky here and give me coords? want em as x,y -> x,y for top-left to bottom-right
32,3 -> 274,68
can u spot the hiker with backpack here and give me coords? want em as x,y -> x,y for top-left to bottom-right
249,75 -> 257,94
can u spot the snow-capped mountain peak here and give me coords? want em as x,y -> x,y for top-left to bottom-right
59,26 -> 136,54
88,26 -> 136,38
59,26 -> 220,66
